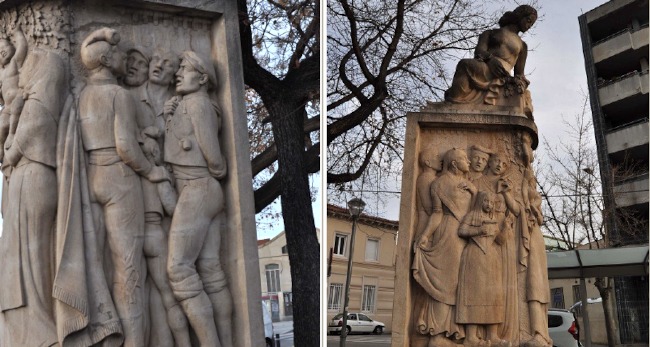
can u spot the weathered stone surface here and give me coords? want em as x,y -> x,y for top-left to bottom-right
0,1 -> 262,346
392,103 -> 550,347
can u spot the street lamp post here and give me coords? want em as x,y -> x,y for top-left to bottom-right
340,197 -> 365,347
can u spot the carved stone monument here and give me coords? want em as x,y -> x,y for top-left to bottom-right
0,1 -> 262,346
392,6 -> 552,347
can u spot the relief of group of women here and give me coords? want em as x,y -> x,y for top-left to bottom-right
412,136 -> 550,347
0,25 -> 232,347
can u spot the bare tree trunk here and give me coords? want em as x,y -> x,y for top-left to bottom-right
595,277 -> 619,347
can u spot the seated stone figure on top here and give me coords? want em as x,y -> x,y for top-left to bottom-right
444,5 -> 537,118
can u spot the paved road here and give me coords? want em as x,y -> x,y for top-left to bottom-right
326,334 -> 391,347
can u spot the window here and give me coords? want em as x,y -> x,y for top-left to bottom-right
550,287 -> 565,309
334,233 -> 347,256
327,283 -> 343,310
281,245 -> 288,254
265,264 -> 281,293
572,285 -> 582,316
358,313 -> 372,322
365,238 -> 379,261
361,285 -> 376,312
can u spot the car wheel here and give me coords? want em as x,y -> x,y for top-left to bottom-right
373,326 -> 383,335
346,326 -> 351,335
265,337 -> 272,347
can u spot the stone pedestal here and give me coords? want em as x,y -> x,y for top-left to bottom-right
391,102 -> 549,347
0,1 -> 262,346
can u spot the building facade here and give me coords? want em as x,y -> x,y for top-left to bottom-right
326,204 -> 398,332
258,229 -> 321,322
579,0 -> 649,343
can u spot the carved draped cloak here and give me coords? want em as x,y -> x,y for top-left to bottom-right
412,173 -> 473,338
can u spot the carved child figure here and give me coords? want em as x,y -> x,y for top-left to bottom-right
456,191 -> 510,347
78,27 -> 171,347
164,51 -> 233,347
0,27 -> 27,162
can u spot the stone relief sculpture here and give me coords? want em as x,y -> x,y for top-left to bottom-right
456,191 -> 508,347
444,5 -> 537,118
0,1 -> 259,346
0,27 -> 26,162
0,22 -> 65,346
414,147 -> 442,241
412,148 -> 476,347
468,145 -> 492,182
164,51 -> 233,347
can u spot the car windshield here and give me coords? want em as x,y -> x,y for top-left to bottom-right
333,314 -> 343,320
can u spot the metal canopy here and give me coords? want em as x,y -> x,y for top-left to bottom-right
546,245 -> 649,279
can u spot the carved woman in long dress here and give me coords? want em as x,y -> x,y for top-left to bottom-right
445,5 -> 537,106
412,148 -> 476,347
0,45 -> 65,346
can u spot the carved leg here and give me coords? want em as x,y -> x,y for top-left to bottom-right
522,301 -> 551,347
144,218 -> 191,347
429,333 -> 462,347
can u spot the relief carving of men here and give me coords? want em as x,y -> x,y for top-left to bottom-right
468,145 -> 492,182
164,51 -> 233,347
0,32 -> 65,346
412,148 -> 476,347
444,5 -> 537,114
78,27 -> 171,347
130,47 -> 191,346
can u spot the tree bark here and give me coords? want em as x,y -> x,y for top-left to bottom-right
268,96 -> 319,347
595,277 -> 619,347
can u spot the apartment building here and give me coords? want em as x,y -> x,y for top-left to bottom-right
258,229 -> 321,322
326,204 -> 398,332
578,0 -> 649,343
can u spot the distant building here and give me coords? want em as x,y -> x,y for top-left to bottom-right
258,228 -> 321,322
326,204 -> 398,332
579,0 -> 649,342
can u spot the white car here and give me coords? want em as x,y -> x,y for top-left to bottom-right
327,312 -> 385,335
548,308 -> 580,347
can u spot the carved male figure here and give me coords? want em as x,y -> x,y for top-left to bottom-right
125,47 -> 150,87
164,51 -> 233,347
78,27 -> 170,347
412,148 -> 476,347
468,145 -> 492,182
0,27 -> 27,162
132,48 -> 190,346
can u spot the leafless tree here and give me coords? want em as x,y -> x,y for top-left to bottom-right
326,0 -> 500,207
237,1 -> 320,345
535,96 -> 647,347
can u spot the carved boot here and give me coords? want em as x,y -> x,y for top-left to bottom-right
180,293 -> 222,347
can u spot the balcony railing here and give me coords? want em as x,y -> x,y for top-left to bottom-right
593,22 -> 649,46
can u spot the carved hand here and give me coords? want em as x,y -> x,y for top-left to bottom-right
488,58 -> 510,78
209,156 -> 228,180
146,165 -> 171,183
142,125 -> 162,139
163,96 -> 180,117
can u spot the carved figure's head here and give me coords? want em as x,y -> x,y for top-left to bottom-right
477,191 -> 496,214
175,51 -> 217,95
419,147 -> 442,171
125,48 -> 150,87
80,28 -> 126,76
150,50 -> 179,87
487,153 -> 508,176
0,39 -> 16,67
498,5 -> 537,33
469,145 -> 493,173
444,148 -> 470,174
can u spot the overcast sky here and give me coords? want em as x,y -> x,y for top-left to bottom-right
352,0 -> 612,222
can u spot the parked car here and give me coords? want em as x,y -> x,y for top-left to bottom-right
548,308 -> 580,347
327,312 -> 385,335
569,297 -> 602,312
